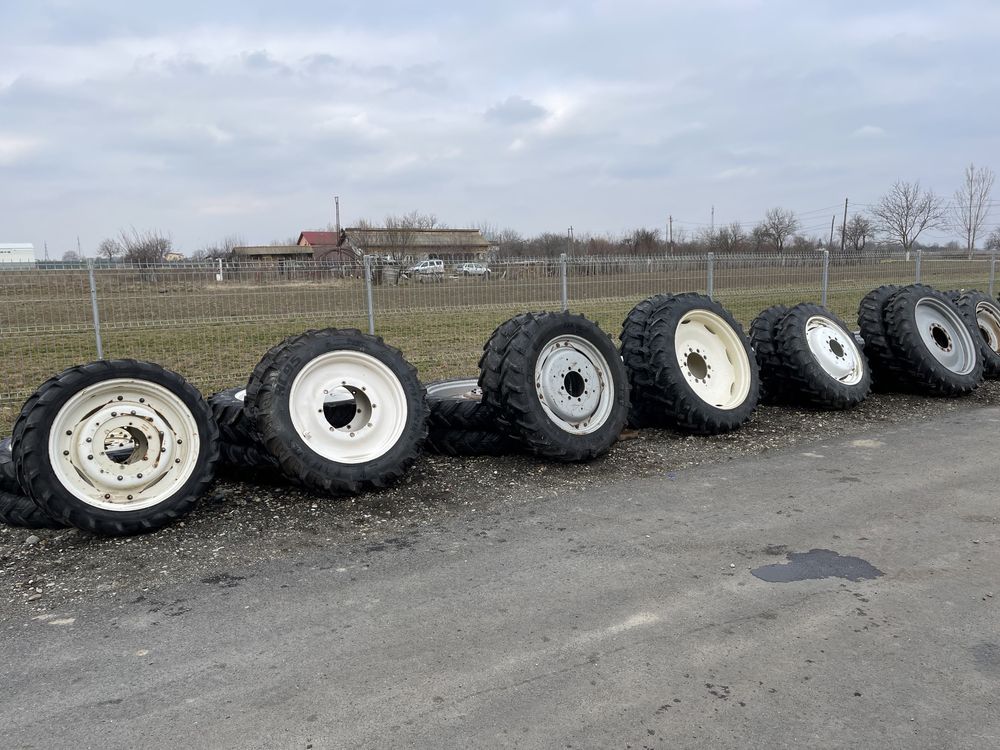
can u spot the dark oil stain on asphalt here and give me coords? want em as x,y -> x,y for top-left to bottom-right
751,548 -> 883,583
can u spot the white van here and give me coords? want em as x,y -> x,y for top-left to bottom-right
407,259 -> 445,281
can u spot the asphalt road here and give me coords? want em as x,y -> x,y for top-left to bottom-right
2,408 -> 999,750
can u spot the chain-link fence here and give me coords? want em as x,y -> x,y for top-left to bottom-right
1,250 -> 996,430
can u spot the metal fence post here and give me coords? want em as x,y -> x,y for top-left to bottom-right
706,252 -> 715,299
559,253 -> 568,311
990,253 -> 996,297
217,258 -> 224,282
914,249 -> 922,283
363,255 -> 376,335
87,259 -> 104,359
821,250 -> 830,306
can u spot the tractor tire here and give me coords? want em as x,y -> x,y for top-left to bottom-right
953,291 -> 1000,379
882,285 -> 983,395
245,329 -> 428,494
0,488 -> 66,529
0,437 -> 19,494
857,285 -> 906,391
208,387 -> 279,470
479,312 -> 629,461
619,294 -> 675,427
632,293 -> 760,434
426,377 -> 500,431
749,304 -> 791,404
11,360 -> 220,535
773,303 -> 872,409
426,429 -> 520,457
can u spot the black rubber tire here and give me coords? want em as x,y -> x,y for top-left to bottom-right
619,294 -> 675,427
0,436 -> 19,494
246,329 -> 428,494
0,488 -> 66,529
749,304 -> 791,404
426,377 -> 500,431
882,285 -> 983,395
11,360 -> 220,535
857,285 -> 907,391
633,293 -> 761,434
953,291 -> 1000,379
772,303 -> 872,409
208,387 -> 279,470
479,311 -> 629,461
426,429 -> 520,457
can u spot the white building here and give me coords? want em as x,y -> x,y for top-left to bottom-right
0,243 -> 36,264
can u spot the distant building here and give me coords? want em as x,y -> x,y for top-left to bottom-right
164,251 -> 186,262
297,231 -> 359,263
232,245 -> 316,263
0,243 -> 36,264
298,228 -> 491,263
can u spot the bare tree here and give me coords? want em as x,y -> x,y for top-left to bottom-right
952,163 -> 995,258
987,226 -> 1000,252
714,222 -> 746,253
757,208 -> 799,253
97,238 -> 123,261
870,180 -> 946,251
61,250 -> 81,262
749,225 -> 768,253
113,227 -> 173,265
628,227 -> 662,255
193,233 -> 246,261
840,214 -> 875,254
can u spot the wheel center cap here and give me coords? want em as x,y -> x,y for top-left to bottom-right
537,347 -> 602,423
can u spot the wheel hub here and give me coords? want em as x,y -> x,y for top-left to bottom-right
913,297 -> 976,375
48,379 -> 199,511
533,335 -> 614,434
674,309 -> 752,410
804,316 -> 864,385
536,344 -> 602,423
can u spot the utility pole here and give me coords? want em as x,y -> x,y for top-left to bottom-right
668,215 -> 674,253
567,225 -> 574,256
710,206 -> 715,234
840,197 -> 848,253
44,241 -> 49,260
334,196 -> 341,234
77,236 -> 82,259
829,215 -> 836,249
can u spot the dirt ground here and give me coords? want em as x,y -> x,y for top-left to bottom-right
2,380 -> 999,616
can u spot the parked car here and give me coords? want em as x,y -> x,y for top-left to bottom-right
456,262 -> 491,278
406,258 -> 445,282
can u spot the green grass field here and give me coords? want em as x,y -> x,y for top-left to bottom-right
0,255 -> 993,432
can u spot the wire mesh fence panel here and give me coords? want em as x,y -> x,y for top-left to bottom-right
95,261 -> 369,397
372,258 -> 565,380
566,256 -> 709,341
2,252 -> 998,432
0,267 -> 99,428
919,256 -> 994,294
825,251 -> 917,322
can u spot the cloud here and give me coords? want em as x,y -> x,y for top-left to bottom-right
484,95 -> 548,125
852,125 -> 886,138
0,134 -> 42,165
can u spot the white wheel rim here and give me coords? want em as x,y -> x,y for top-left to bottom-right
288,351 -> 408,464
975,301 -> 1000,354
235,389 -> 246,402
426,379 -> 481,401
914,298 -> 977,375
47,379 -> 201,512
674,309 -> 752,410
804,315 -> 865,385
534,335 -> 615,435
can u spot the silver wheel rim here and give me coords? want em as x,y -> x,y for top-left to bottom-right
914,298 -> 977,375
805,315 -> 864,385
975,301 -> 1000,354
674,309 -> 752,410
426,378 -> 481,401
534,335 -> 615,435
47,378 -> 201,512
288,351 -> 408,464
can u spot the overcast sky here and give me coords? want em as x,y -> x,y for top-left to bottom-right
1,0 -> 998,256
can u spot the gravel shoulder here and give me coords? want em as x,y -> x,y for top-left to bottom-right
2,381 -> 999,615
